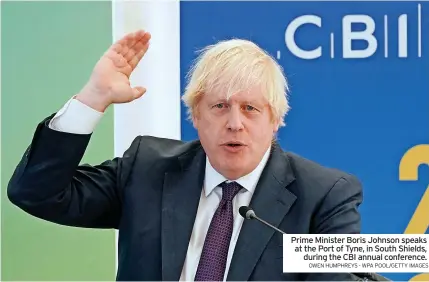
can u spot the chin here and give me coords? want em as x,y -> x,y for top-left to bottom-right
222,162 -> 249,178
222,170 -> 244,180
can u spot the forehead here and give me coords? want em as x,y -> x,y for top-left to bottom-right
205,85 -> 267,103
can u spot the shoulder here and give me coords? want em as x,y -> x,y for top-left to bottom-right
281,151 -> 363,234
134,135 -> 199,156
285,152 -> 354,181
283,151 -> 362,196
122,135 -> 202,169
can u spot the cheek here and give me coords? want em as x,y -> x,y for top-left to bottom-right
202,115 -> 225,131
251,122 -> 276,141
197,117 -> 220,143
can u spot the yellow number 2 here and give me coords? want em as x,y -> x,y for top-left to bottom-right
399,144 -> 429,281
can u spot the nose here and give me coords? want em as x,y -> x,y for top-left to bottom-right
226,106 -> 244,131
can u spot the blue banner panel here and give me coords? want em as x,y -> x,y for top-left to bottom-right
180,2 -> 429,280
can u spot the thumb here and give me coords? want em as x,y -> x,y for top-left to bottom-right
133,86 -> 146,99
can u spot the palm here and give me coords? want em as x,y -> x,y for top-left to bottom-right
90,30 -> 151,103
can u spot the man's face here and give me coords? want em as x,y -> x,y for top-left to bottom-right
193,86 -> 280,180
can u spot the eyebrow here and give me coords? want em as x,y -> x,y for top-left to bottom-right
241,100 -> 264,107
208,97 -> 266,108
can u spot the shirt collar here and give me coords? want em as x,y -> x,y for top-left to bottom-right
204,146 -> 272,197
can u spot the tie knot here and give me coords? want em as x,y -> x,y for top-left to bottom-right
219,181 -> 242,202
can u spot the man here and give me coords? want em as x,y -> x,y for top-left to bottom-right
8,29 -> 363,281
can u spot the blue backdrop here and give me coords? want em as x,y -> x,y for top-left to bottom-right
180,2 -> 429,280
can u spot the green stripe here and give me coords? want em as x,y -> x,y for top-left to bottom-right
1,1 -> 116,280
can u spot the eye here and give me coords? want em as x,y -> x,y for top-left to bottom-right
213,103 -> 226,109
244,105 -> 256,111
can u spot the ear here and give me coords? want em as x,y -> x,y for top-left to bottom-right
191,108 -> 200,129
192,115 -> 198,128
273,121 -> 280,132
271,117 -> 280,133
268,107 -> 281,132
190,95 -> 203,128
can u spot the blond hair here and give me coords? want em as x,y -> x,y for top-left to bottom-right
181,38 -> 290,127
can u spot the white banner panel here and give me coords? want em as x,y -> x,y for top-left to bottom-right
111,0 -> 181,270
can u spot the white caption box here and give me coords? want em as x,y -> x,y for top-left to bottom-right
283,234 -> 429,273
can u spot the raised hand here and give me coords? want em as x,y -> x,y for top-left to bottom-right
77,30 -> 151,112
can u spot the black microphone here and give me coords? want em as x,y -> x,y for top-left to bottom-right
238,206 -> 391,281
239,206 -> 286,234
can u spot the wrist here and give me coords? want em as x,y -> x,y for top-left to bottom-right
75,88 -> 111,113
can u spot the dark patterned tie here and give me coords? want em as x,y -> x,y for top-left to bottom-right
194,181 -> 243,281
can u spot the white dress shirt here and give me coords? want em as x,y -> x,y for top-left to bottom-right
49,98 -> 271,281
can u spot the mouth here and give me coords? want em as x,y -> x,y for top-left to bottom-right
222,141 -> 245,147
221,142 -> 247,151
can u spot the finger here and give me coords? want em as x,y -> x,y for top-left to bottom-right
119,36 -> 138,57
123,32 -> 151,61
124,43 -> 139,62
128,42 -> 149,70
114,29 -> 144,46
140,32 -> 151,45
109,39 -> 130,56
112,30 -> 146,56
133,86 -> 147,99
124,41 -> 143,62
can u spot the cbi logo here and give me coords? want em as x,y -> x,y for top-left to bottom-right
284,4 -> 423,59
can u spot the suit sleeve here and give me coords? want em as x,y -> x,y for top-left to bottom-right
7,114 -> 141,229
304,175 -> 364,281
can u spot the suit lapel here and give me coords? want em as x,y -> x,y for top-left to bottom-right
227,144 -> 297,281
161,146 -> 206,281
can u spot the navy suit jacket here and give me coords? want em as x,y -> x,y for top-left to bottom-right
8,115 -> 363,281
